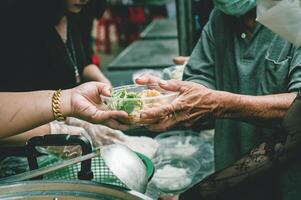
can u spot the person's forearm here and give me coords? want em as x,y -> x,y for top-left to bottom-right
213,91 -> 296,122
0,124 -> 50,146
82,64 -> 111,86
0,90 -> 71,139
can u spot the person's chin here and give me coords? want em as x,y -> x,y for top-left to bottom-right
70,9 -> 81,13
68,6 -> 82,13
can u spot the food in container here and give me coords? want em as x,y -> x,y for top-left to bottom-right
101,84 -> 178,124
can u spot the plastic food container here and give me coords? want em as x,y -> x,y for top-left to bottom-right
155,131 -> 205,158
151,156 -> 200,195
101,84 -> 178,124
155,131 -> 214,175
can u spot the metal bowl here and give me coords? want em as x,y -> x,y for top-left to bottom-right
101,144 -> 149,193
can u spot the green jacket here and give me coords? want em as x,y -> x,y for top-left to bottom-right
183,8 -> 301,200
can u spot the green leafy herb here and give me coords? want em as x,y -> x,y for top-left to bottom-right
111,88 -> 143,114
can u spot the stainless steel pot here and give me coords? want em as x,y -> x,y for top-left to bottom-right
0,180 -> 152,200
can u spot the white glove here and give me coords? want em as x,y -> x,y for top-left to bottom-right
48,121 -> 92,159
66,118 -> 159,159
65,117 -> 126,146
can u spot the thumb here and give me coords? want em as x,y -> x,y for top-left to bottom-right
96,82 -> 111,96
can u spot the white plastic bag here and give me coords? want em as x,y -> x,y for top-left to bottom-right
257,0 -> 301,47
256,0 -> 281,17
66,118 -> 159,159
162,65 -> 185,80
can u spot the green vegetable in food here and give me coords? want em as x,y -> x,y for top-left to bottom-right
111,88 -> 143,114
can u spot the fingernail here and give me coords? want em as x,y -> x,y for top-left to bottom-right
160,80 -> 167,85
104,86 -> 111,95
135,73 -> 146,82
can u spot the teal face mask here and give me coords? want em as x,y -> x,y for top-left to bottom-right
213,0 -> 257,16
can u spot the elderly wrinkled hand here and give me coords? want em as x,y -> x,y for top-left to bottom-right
135,75 -> 218,132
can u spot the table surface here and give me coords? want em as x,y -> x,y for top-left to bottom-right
140,18 -> 178,39
108,0 -> 174,6
108,39 -> 178,70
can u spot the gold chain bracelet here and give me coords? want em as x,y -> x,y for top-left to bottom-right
52,89 -> 66,121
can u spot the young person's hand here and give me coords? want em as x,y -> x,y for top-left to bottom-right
62,82 -> 130,130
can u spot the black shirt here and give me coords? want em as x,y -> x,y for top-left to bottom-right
0,0 -> 89,91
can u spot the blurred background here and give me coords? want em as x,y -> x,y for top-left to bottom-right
89,0 -> 214,86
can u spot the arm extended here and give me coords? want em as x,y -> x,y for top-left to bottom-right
136,78 -> 296,131
212,90 -> 296,126
0,91 -> 60,139
0,82 -> 129,139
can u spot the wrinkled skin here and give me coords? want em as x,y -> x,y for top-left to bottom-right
135,75 -> 219,132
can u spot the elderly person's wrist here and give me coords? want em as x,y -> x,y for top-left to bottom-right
193,85 -> 226,118
210,90 -> 235,118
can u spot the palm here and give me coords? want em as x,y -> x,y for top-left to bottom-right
68,82 -> 130,130
71,82 -> 102,122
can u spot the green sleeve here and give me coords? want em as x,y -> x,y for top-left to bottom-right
183,21 -> 216,90
288,47 -> 301,92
